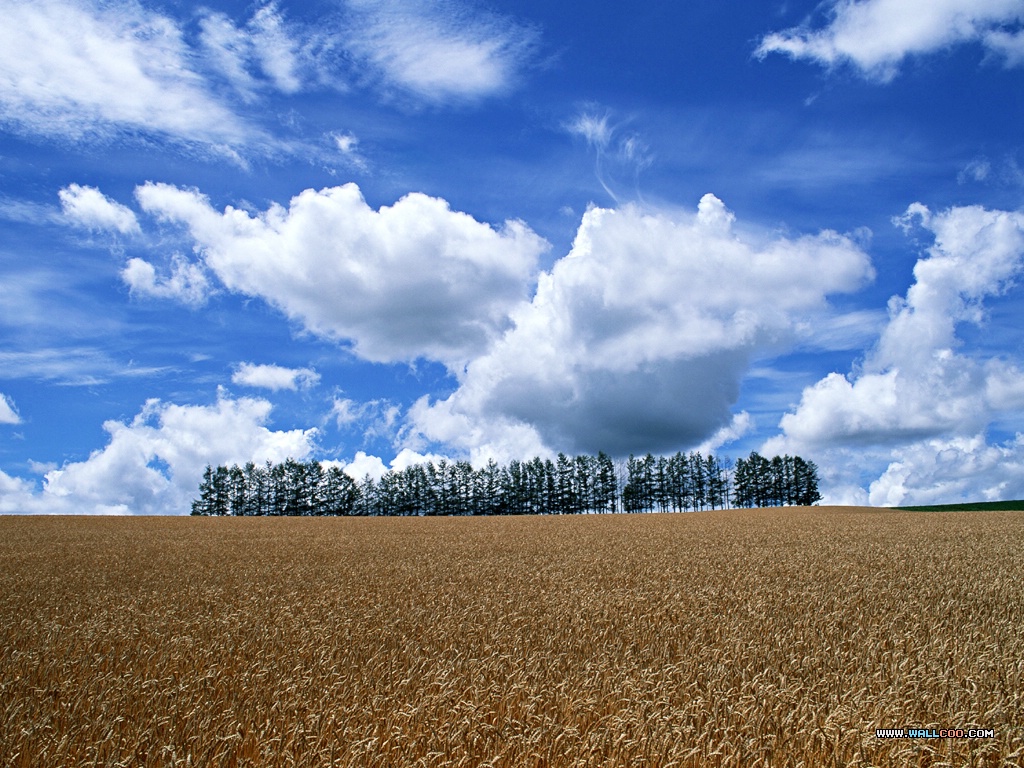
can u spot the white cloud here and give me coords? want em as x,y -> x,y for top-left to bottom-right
868,434 -> 1024,506
0,469 -> 36,513
331,131 -> 368,171
0,347 -> 166,386
0,392 -> 317,515
0,196 -> 62,226
329,396 -> 393,430
984,27 -> 1024,66
333,132 -> 359,154
340,447 -> 454,482
134,181 -> 547,366
199,11 -> 259,99
0,0 -> 254,147
342,450 -> 388,481
330,398 -> 362,427
245,3 -> 305,93
0,0 -> 529,153
959,157 -> 993,184
773,203 -> 1024,449
756,0 -> 1024,80
59,183 -> 139,234
407,195 -> 874,462
199,3 -> 313,99
766,202 -> 1024,505
567,113 -> 612,150
121,256 -> 211,306
388,447 -> 452,471
343,0 -> 537,101
232,362 -> 320,391
565,110 -> 653,203
0,393 -> 20,424
695,412 -> 753,455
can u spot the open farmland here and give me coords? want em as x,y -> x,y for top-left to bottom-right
1,508 -> 1022,767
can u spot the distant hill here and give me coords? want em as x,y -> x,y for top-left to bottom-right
895,500 -> 1024,512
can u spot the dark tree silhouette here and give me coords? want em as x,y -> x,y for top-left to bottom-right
192,450 -> 821,516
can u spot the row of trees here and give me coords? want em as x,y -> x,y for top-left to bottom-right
621,452 -> 731,513
191,451 -> 820,516
733,453 -> 823,508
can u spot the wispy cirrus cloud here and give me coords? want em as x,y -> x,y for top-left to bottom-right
756,0 -> 1024,81
0,393 -> 20,425
198,2 -> 333,100
330,131 -> 369,171
0,0 -> 254,147
0,0 -> 539,164
0,0 -> 346,158
342,0 -> 539,101
0,348 -> 167,386
566,109 -> 652,203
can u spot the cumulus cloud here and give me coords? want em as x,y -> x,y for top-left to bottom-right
134,181 -> 547,366
343,0 -> 537,101
868,434 -> 1024,506
756,0 -> 1024,80
232,362 -> 320,391
766,202 -> 1024,505
0,392 -> 317,515
59,183 -> 139,234
773,203 -> 1024,448
407,195 -> 874,463
121,255 -> 211,306
342,450 -> 389,481
0,0 -> 255,147
339,447 -> 453,482
0,469 -> 37,513
696,412 -> 754,455
0,393 -> 20,425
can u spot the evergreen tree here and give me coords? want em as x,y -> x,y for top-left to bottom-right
554,453 -> 575,515
705,454 -> 725,510
622,455 -> 641,513
322,466 -> 358,515
505,459 -> 527,515
595,452 -> 617,513
355,474 -> 377,516
477,459 -> 505,516
793,456 -> 822,506
191,465 -> 215,516
191,449 -> 823,517
451,461 -> 475,516
573,454 -> 594,513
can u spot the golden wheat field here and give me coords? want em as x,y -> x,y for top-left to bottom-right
1,508 -> 1022,768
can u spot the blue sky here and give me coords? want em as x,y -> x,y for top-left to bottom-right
3,0 -> 1024,513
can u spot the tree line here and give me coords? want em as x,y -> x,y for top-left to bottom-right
191,451 -> 820,516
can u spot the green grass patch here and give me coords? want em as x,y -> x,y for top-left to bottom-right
895,499 -> 1024,512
